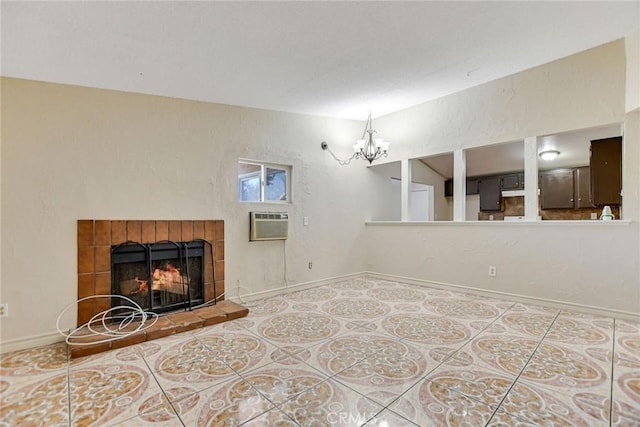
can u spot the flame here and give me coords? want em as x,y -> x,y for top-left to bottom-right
133,263 -> 187,294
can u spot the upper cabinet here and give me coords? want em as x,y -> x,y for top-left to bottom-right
478,176 -> 502,211
574,166 -> 592,209
590,137 -> 622,206
540,169 -> 575,209
500,173 -> 524,191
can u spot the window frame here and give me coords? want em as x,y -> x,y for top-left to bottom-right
238,160 -> 291,203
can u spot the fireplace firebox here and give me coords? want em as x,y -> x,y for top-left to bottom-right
111,240 -> 209,314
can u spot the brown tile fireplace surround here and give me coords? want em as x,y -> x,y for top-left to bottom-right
75,220 -> 247,358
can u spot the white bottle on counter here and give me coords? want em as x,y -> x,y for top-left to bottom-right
600,205 -> 614,220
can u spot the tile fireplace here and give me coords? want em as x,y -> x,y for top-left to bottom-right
72,219 -> 248,359
77,220 -> 225,326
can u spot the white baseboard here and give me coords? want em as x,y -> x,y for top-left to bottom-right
365,271 -> 640,321
227,271 -> 366,304
1,331 -> 65,354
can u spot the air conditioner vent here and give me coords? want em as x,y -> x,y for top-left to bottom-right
250,212 -> 289,241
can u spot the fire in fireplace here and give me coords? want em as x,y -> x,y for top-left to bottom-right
111,240 -> 210,314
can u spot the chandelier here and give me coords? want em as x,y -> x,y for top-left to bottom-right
321,112 -> 390,165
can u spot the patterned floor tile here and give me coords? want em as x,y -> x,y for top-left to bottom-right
0,342 -> 68,376
545,314 -> 614,369
239,406 -> 300,426
364,285 -> 429,314
195,330 -> 284,374
2,277 -> 638,427
445,333 -> 541,378
499,379 -> 608,426
319,297 -> 394,322
297,330 -> 406,377
330,338 -> 434,406
107,408 -> 183,427
244,296 -> 292,319
0,342 -> 70,399
508,302 -> 560,316
241,364 -> 330,405
422,295 -> 504,322
388,378 -> 498,426
487,309 -> 557,338
140,333 -> 238,392
611,370 -> 640,426
284,286 -> 339,306
249,310 -> 353,348
177,376 -> 274,426
279,378 -> 384,426
68,353 -> 164,426
519,340 -> 611,397
362,408 -> 419,426
381,312 -> 472,347
0,371 -> 69,427
486,410 -> 537,426
423,368 -> 515,407
614,319 -> 640,379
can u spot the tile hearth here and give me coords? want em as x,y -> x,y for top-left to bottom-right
1,276 -> 639,426
67,300 -> 249,358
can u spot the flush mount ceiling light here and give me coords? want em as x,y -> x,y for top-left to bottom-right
321,112 -> 390,165
539,150 -> 560,161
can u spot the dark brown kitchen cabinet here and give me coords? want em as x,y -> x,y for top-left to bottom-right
590,137 -> 622,206
501,173 -> 524,190
540,169 -> 574,209
445,178 -> 479,196
444,179 -> 453,197
466,177 -> 479,195
478,176 -> 502,211
574,166 -> 592,209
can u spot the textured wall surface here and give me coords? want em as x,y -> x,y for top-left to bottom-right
0,79 -> 370,345
2,38 -> 639,349
365,40 -> 639,314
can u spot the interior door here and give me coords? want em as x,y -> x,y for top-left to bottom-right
410,183 -> 434,221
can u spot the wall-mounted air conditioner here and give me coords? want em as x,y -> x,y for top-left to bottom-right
249,212 -> 289,241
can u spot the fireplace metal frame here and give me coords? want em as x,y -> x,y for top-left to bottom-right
111,240 -> 206,314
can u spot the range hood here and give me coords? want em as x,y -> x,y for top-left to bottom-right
501,190 -> 525,197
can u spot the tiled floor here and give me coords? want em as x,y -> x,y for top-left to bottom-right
1,277 -> 639,426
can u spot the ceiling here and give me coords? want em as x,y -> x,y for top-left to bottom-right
419,123 -> 624,179
1,1 -> 639,121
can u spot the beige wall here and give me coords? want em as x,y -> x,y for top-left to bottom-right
0,79 -> 372,346
367,39 -> 640,315
2,37 -> 638,350
375,40 -> 626,160
409,159 -> 450,221
626,30 -> 640,113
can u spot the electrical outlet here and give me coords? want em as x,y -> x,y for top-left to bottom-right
489,266 -> 497,277
591,212 -> 598,220
308,262 -> 313,269
0,303 -> 8,318
303,216 -> 309,226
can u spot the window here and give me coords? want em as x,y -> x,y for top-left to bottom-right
238,160 -> 290,202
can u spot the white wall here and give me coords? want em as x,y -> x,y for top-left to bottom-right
375,40 -> 626,160
366,39 -> 640,315
0,78 -> 370,345
367,161 -> 401,221
365,222 -> 639,314
465,195 -> 480,221
626,30 -> 639,113
409,159 -> 450,221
